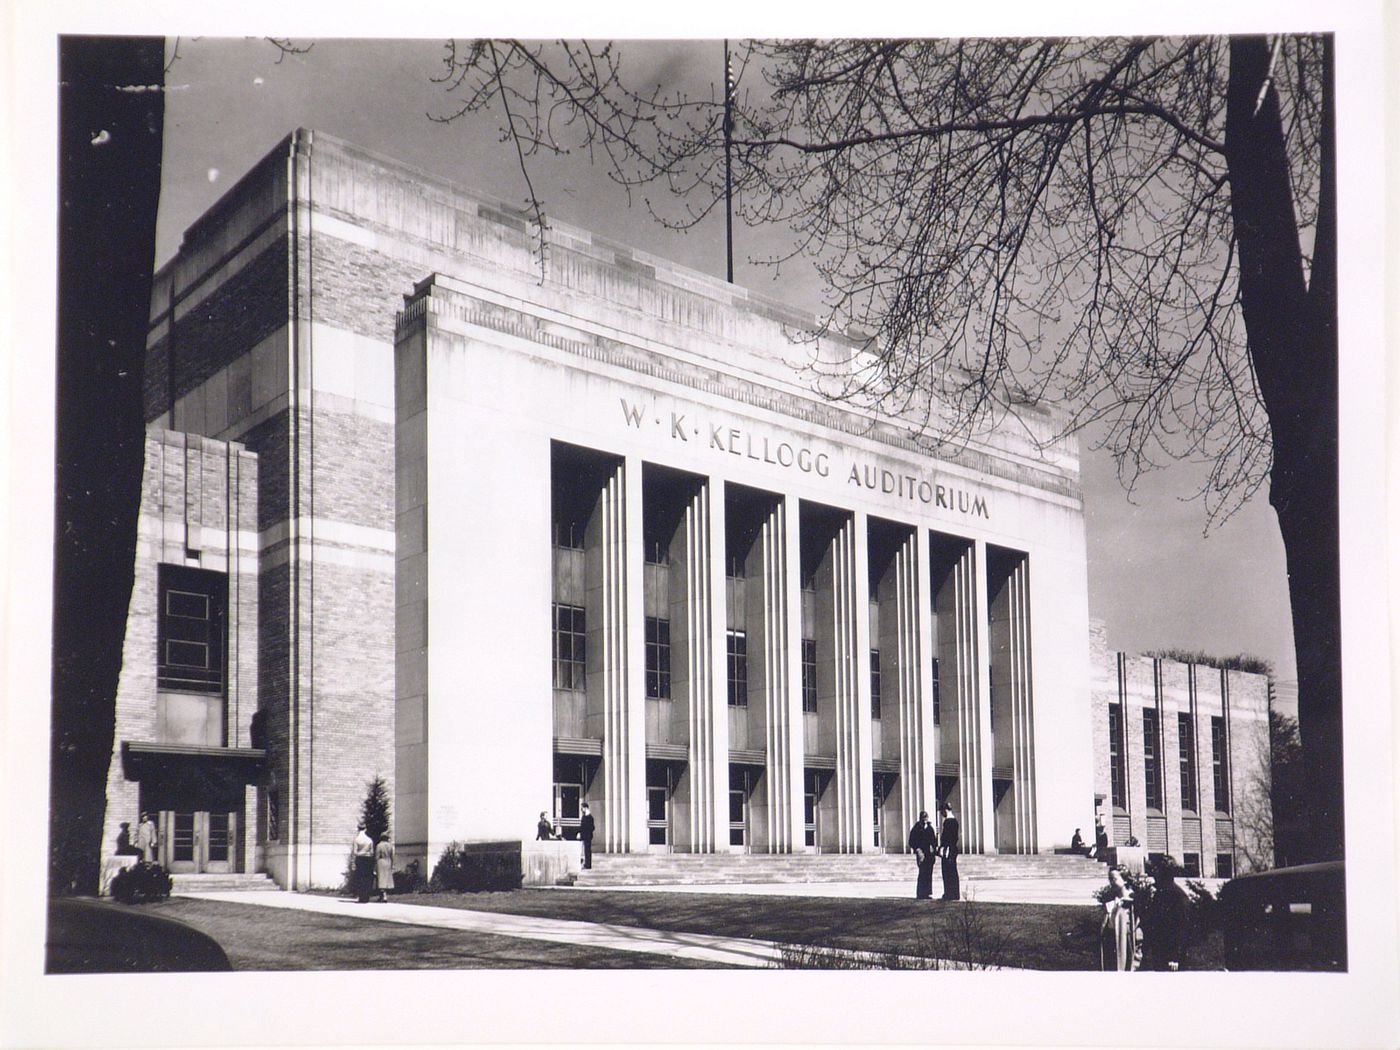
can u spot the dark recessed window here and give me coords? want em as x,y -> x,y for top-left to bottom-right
158,564 -> 226,694
645,617 -> 671,700
932,658 -> 941,726
1143,708 -> 1162,811
801,639 -> 818,713
1216,852 -> 1234,879
1178,713 -> 1198,813
726,630 -> 747,707
869,649 -> 881,720
1182,852 -> 1201,878
552,521 -> 585,550
552,603 -> 586,691
1108,704 -> 1127,811
1212,716 -> 1230,814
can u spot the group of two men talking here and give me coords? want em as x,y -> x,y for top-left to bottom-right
907,802 -> 960,901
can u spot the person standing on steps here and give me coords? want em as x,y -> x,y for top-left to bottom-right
938,801 -> 961,901
579,802 -> 595,870
134,812 -> 159,864
907,810 -> 938,900
536,811 -> 555,840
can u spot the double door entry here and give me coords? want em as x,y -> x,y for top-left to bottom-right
162,810 -> 237,873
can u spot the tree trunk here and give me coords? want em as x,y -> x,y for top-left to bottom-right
52,37 -> 165,895
1225,36 -> 1342,863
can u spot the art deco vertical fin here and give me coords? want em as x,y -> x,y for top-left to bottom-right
1008,557 -> 1037,852
895,532 -> 927,840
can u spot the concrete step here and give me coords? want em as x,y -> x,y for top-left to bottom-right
171,873 -> 281,894
574,852 -> 1105,887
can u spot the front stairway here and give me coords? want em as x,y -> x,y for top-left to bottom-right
170,872 -> 281,894
574,851 -> 1104,887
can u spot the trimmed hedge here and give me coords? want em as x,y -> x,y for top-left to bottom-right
430,842 -> 521,893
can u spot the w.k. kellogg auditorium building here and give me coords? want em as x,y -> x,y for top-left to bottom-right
101,130 -> 1271,891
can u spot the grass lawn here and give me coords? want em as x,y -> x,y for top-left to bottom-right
387,889 -> 1106,970
143,889 -> 1222,971
151,898 -> 721,970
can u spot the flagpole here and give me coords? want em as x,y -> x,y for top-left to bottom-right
724,39 -> 734,284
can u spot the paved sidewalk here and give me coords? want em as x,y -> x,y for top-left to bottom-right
177,890 -> 788,967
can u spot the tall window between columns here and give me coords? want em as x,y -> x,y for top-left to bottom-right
1211,716 -> 1230,814
932,658 -> 941,725
1178,713 -> 1198,813
645,617 -> 671,699
869,649 -> 881,719
1108,704 -> 1127,811
552,604 -> 586,690
1142,707 -> 1163,811
726,630 -> 747,707
801,639 -> 818,713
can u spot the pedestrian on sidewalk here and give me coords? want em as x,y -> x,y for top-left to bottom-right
907,810 -> 938,899
938,801 -> 961,901
352,825 -> 375,903
580,802 -> 595,869
375,831 -> 396,902
1141,855 -> 1189,971
1099,867 -> 1140,970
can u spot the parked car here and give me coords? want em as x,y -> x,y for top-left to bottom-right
1219,860 -> 1346,971
46,897 -> 232,973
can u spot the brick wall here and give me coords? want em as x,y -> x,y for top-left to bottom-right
102,430 -> 259,882
1091,644 -> 1275,874
147,241 -> 289,421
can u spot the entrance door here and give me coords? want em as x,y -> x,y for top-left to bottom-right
163,810 -> 236,873
647,787 -> 670,850
804,773 -> 820,851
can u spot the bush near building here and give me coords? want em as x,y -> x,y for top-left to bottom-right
109,862 -> 172,904
429,843 -> 522,893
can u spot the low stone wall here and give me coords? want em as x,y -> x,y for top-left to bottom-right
521,839 -> 583,887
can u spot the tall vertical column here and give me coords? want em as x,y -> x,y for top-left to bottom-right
936,538 -> 989,855
971,540 -> 995,854
622,456 -> 649,850
1005,556 -> 1038,852
828,514 -> 875,852
897,530 -> 933,836
753,496 -> 803,852
676,479 -> 727,852
587,459 -> 645,852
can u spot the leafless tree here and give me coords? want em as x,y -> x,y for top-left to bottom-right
432,37 -> 1341,860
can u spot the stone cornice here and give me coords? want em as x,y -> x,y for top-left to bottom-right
400,280 -> 1081,503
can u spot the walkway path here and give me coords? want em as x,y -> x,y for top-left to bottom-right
177,890 -> 788,967
178,878 -> 1091,967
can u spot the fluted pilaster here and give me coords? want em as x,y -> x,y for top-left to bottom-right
1006,556 -> 1037,851
828,514 -> 874,851
895,530 -> 932,836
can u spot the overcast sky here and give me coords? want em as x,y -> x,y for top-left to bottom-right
154,37 -> 1298,704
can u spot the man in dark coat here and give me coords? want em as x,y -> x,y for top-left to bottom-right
907,810 -> 938,899
579,802 -> 596,869
1142,855 -> 1190,970
938,801 -> 961,901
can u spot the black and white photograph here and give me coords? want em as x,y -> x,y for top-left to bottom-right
2,2 -> 1395,1048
